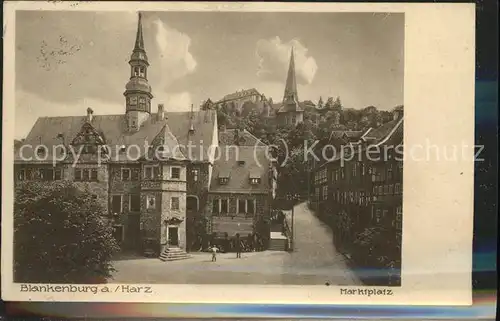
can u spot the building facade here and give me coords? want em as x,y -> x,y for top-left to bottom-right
13,13 -> 276,257
311,107 -> 403,273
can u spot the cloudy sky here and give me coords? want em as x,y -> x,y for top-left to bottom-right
15,11 -> 404,139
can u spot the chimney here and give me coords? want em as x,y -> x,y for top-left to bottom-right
157,104 -> 165,121
86,108 -> 94,123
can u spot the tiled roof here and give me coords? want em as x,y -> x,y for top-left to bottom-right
363,119 -> 399,140
15,110 -> 216,163
319,117 -> 404,167
218,128 -> 266,146
210,146 -> 271,194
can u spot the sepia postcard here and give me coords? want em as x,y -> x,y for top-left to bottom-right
2,1 -> 475,305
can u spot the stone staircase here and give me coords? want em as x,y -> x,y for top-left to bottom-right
159,247 -> 190,262
268,232 -> 288,251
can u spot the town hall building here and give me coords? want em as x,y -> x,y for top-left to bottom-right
13,13 -> 276,260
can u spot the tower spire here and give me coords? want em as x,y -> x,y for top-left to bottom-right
135,12 -> 145,50
283,46 -> 299,105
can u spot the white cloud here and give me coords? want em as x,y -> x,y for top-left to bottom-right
155,92 -> 193,112
152,19 -> 197,87
256,37 -> 318,85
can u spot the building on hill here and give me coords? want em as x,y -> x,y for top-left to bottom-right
13,13 -> 276,257
276,48 -> 304,127
215,88 -> 265,112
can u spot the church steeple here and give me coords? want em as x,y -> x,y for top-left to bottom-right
283,47 -> 299,105
134,12 -> 145,51
124,12 -> 153,131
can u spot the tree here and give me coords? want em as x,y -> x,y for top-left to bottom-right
14,181 -> 120,283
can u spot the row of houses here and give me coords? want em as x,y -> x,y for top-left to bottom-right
309,106 -> 403,273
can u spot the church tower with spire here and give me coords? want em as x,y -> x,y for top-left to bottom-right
124,12 -> 154,131
277,47 -> 304,127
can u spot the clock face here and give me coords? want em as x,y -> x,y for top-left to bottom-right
129,97 -> 138,105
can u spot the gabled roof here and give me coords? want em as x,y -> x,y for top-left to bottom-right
319,117 -> 404,167
15,110 -> 216,163
218,128 -> 266,147
210,146 -> 272,194
363,119 -> 399,141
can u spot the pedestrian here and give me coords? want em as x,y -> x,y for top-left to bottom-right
235,233 -> 241,258
211,244 -> 218,262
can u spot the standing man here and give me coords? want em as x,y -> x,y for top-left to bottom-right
211,244 -> 218,262
235,233 -> 241,258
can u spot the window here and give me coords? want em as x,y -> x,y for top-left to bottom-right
131,169 -> 140,181
395,206 -> 402,229
220,199 -> 228,214
247,199 -> 255,214
315,188 -> 320,201
361,163 -> 365,176
191,169 -> 199,182
144,165 -> 160,179
17,169 -> 26,181
322,185 -> 328,200
139,67 -> 145,77
36,147 -> 46,157
250,178 -> 260,185
54,169 -> 62,180
146,195 -> 156,209
341,168 -> 345,179
384,185 -> 389,195
334,170 -> 339,181
111,195 -> 122,214
387,164 -> 393,180
129,194 -> 141,212
83,169 -> 90,181
121,168 -> 131,181
212,199 -> 220,214
90,169 -> 98,181
171,197 -> 180,210
389,184 -> 393,194
171,167 -> 180,179
395,183 -> 401,194
352,163 -> 357,177
74,168 -> 97,181
238,199 -> 246,214
375,209 -> 381,223
219,177 -> 229,185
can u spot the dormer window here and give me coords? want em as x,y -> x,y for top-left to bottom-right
219,177 -> 229,185
250,178 -> 260,185
237,160 -> 245,166
36,146 -> 46,158
119,145 -> 126,153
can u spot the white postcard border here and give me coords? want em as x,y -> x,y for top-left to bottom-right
2,1 -> 475,305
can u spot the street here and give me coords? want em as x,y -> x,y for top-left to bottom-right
110,203 -> 360,285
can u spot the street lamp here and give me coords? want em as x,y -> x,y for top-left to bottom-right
286,193 -> 300,251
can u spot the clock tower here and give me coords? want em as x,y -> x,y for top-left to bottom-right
124,12 -> 154,131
